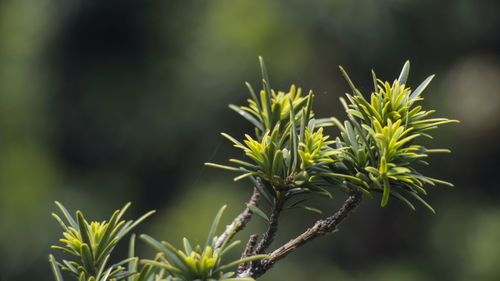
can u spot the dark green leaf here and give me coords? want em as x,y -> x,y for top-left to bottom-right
390,190 -> 415,211
76,212 -> 92,254
245,82 -> 261,112
262,79 -> 273,129
49,255 -> 65,281
338,66 -> 362,97
139,235 -> 180,267
54,201 -> 78,229
229,104 -> 264,131
122,210 -> 156,240
206,205 -> 227,248
80,244 -> 94,275
248,176 -> 273,204
371,70 -> 378,92
406,191 -> 436,213
270,103 -> 281,129
259,56 -> 270,89
246,203 -> 269,222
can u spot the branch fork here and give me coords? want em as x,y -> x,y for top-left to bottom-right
238,192 -> 363,278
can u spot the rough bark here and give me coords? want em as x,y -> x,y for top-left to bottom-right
239,192 -> 362,278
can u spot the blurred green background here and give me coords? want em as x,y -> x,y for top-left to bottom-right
0,0 -> 499,280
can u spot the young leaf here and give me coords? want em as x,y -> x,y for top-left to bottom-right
381,176 -> 391,207
298,205 -> 322,214
246,203 -> 269,222
204,163 -> 244,172
398,60 -> 410,85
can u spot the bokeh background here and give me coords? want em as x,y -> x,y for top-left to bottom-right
1,0 -> 500,280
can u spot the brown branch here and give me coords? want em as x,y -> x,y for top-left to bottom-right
239,192 -> 363,278
252,196 -> 284,254
237,234 -> 259,274
214,188 -> 260,249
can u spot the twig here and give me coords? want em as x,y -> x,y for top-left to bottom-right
214,188 -> 260,249
237,234 -> 259,274
239,192 -> 362,278
252,196 -> 284,254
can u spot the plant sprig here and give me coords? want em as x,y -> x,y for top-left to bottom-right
49,202 -> 156,281
49,57 -> 458,281
140,205 -> 267,281
208,58 -> 458,212
323,62 -> 459,210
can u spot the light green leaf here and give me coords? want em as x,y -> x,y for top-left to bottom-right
381,176 -> 390,207
298,205 -> 322,214
398,60 -> 410,85
183,237 -> 193,255
217,254 -> 268,272
127,235 -> 137,281
234,172 -> 259,182
221,133 -> 245,147
49,255 -> 65,281
204,163 -> 244,172
410,75 -> 434,101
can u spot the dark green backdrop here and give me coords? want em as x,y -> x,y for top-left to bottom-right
0,0 -> 499,280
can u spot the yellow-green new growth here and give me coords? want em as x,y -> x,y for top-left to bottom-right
206,58 -> 337,212
209,58 -> 457,213
332,61 -> 458,210
141,205 -> 267,281
298,127 -> 337,169
49,202 -> 156,281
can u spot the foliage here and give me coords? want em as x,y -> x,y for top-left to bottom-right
206,57 -> 340,214
140,205 -> 267,281
323,63 -> 458,210
49,202 -> 157,281
207,58 -> 457,212
49,58 -> 457,281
